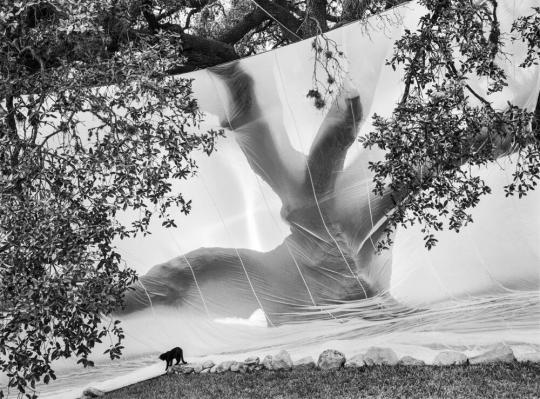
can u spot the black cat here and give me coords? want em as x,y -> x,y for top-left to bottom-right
159,347 -> 187,370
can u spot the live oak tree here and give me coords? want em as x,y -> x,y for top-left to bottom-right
1,0 -> 539,397
0,1 -> 223,397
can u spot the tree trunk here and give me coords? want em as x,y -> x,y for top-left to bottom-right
302,0 -> 328,37
120,62 -> 396,325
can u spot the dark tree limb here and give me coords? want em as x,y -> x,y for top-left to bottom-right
249,0 -> 304,41
217,9 -> 269,44
308,95 -> 362,195
533,92 -> 540,134
141,0 -> 160,32
209,62 -> 306,210
168,31 -> 240,70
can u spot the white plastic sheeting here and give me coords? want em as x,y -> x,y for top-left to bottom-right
118,0 -> 540,324
20,1 -> 540,397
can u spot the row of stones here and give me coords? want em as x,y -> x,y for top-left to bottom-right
167,343 -> 518,375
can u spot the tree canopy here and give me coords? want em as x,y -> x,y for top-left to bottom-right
1,0 -> 539,397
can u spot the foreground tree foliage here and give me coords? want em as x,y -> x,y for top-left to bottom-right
0,0 -> 538,397
0,1 -> 222,397
362,1 -> 540,249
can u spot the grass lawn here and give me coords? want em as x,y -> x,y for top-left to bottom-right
104,362 -> 540,399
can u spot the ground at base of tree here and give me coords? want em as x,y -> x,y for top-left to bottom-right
104,362 -> 540,399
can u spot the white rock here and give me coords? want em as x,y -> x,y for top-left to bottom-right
345,354 -> 367,368
215,361 -> 234,373
82,387 -> 104,398
363,347 -> 399,366
202,360 -> 215,369
294,356 -> 316,369
200,368 -> 210,374
244,356 -> 260,365
262,355 -> 273,370
180,366 -> 194,374
433,351 -> 467,366
469,344 -> 515,364
398,356 -> 425,366
193,364 -> 204,373
317,349 -> 346,370
209,365 -> 218,373
167,365 -> 182,374
168,364 -> 195,374
230,361 -> 243,372
272,350 -> 293,370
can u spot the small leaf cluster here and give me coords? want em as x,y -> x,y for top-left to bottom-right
307,34 -> 345,109
511,7 -> 540,68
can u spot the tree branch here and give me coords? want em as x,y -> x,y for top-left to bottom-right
5,95 -> 18,141
340,0 -> 368,23
156,5 -> 184,21
165,31 -> 239,71
399,4 -> 445,105
184,8 -> 200,30
248,0 -> 303,41
308,94 -> 362,194
217,9 -> 269,44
